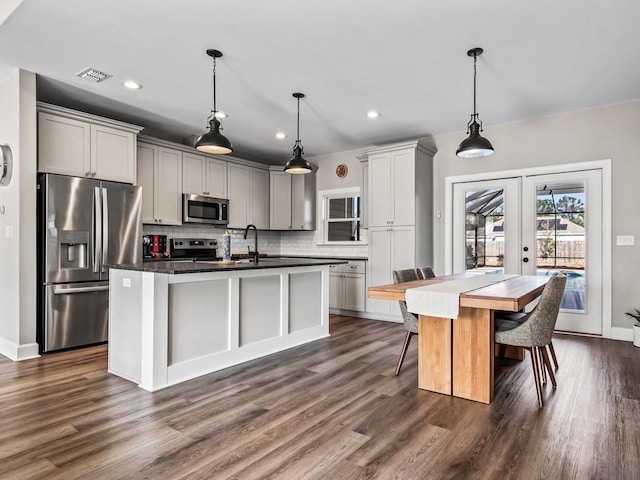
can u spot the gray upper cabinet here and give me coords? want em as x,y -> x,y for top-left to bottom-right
137,142 -> 183,225
183,152 -> 227,198
228,164 -> 269,229
269,167 -> 316,230
37,103 -> 141,184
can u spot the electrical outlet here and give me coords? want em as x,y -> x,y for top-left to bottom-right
616,235 -> 635,246
123,278 -> 131,288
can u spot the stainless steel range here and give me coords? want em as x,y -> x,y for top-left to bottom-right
169,238 -> 218,261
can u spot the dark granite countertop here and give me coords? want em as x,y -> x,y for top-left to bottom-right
111,257 -> 347,274
277,255 -> 368,261
143,254 -> 368,264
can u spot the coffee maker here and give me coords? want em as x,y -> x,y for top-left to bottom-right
142,234 -> 168,259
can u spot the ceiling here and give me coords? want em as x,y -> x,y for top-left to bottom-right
0,0 -> 639,165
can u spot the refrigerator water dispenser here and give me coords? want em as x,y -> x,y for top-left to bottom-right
59,230 -> 89,269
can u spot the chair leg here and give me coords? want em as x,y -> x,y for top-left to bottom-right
548,341 -> 559,370
529,347 -> 544,408
541,346 -> 557,389
395,331 -> 416,376
538,347 -> 547,385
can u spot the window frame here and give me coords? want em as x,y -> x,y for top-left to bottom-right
318,187 -> 366,245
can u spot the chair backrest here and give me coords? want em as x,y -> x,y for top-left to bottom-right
393,268 -> 421,284
523,273 -> 567,345
392,268 -> 421,333
417,266 -> 435,279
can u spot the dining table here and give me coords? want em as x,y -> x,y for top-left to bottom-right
368,273 -> 549,404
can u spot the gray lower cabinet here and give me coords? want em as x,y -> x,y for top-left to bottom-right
329,261 -> 366,312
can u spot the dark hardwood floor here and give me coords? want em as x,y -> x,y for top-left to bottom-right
1,315 -> 639,479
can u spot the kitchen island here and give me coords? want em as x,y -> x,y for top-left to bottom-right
108,258 -> 345,391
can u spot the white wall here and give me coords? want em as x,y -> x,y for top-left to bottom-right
312,148 -> 363,191
429,100 -> 640,330
284,148 -> 368,258
0,68 -> 38,360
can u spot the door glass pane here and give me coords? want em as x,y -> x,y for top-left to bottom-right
536,182 -> 585,311
465,189 -> 505,273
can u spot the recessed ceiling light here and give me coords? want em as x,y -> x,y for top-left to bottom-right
122,80 -> 142,90
275,132 -> 286,140
367,111 -> 380,119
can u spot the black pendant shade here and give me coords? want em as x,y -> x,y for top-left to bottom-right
195,49 -> 233,155
456,47 -> 494,158
284,92 -> 313,174
196,117 -> 233,155
456,119 -> 494,158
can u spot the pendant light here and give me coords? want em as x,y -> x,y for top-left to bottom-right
195,49 -> 233,155
456,47 -> 494,158
284,92 -> 313,174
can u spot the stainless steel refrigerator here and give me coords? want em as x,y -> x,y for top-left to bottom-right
38,173 -> 142,352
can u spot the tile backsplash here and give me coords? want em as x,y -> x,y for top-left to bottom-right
142,224 -> 368,258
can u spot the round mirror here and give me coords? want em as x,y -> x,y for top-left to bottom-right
0,144 -> 13,186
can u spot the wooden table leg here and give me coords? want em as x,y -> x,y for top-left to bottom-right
452,307 -> 494,404
418,315 -> 452,395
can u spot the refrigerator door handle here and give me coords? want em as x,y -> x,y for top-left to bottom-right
101,187 -> 109,273
94,186 -> 102,273
53,285 -> 110,294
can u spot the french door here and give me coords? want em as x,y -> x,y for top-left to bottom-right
452,178 -> 521,275
452,168 -> 603,335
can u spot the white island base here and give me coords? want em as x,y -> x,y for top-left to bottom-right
108,264 -> 330,391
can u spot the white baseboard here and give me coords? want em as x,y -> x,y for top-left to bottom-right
0,337 -> 40,361
610,327 -> 633,342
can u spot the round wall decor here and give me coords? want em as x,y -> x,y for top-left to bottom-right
0,144 -> 13,186
335,164 -> 348,178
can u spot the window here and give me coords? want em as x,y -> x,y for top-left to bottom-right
321,188 -> 362,243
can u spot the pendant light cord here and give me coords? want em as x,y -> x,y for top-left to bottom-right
473,53 -> 477,119
466,50 -> 483,134
296,95 -> 301,145
212,55 -> 217,115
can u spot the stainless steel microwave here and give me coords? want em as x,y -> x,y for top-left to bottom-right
183,194 -> 229,225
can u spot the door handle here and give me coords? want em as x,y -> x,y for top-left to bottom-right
101,187 -> 109,272
94,187 -> 101,273
54,285 -> 109,294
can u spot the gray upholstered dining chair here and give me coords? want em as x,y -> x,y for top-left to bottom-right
417,266 -> 436,280
392,266 -> 436,376
495,310 -> 560,371
392,268 -> 421,376
494,273 -> 567,407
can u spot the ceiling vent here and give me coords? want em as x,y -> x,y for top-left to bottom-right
76,67 -> 111,83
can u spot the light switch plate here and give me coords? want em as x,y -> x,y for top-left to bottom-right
616,235 -> 634,246
123,278 -> 131,288
4,225 -> 12,238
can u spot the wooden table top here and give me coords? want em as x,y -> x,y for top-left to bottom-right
368,274 -> 549,312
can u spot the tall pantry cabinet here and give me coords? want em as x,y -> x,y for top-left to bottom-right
366,140 -> 435,317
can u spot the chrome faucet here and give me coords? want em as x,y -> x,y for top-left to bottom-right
243,224 -> 259,263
